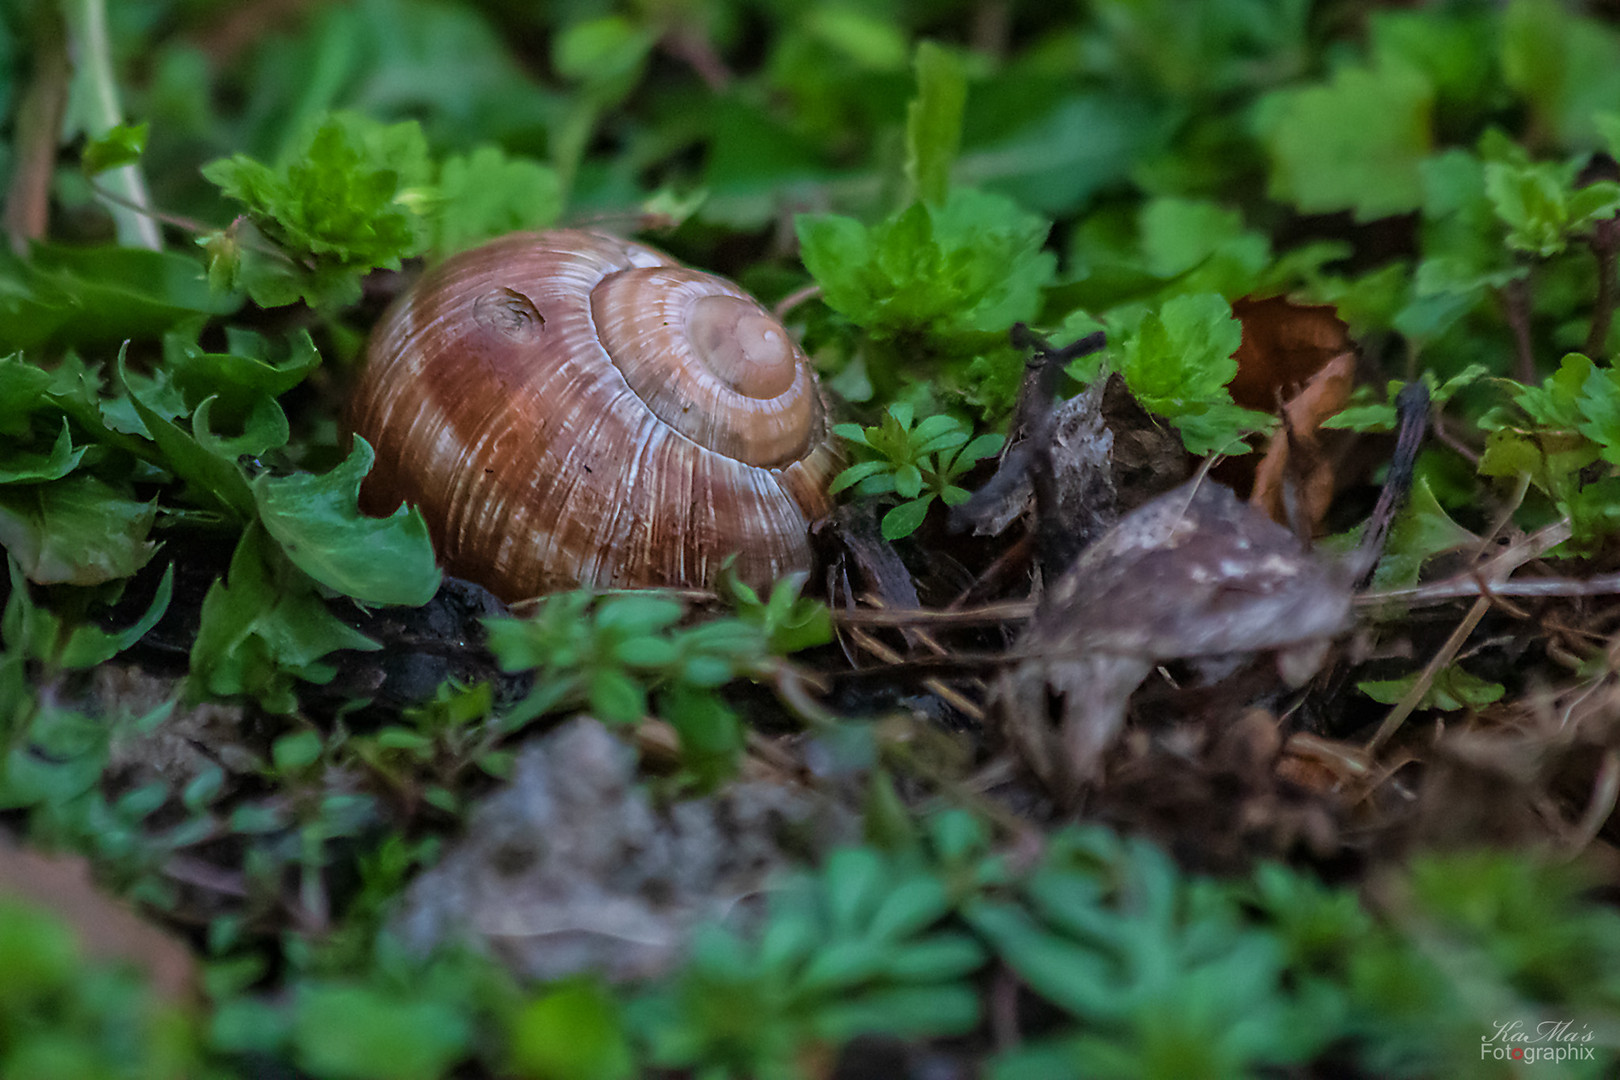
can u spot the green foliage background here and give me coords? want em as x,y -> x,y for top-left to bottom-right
5,0 -> 1620,1076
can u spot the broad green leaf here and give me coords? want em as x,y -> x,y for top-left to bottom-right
1257,61 -> 1432,221
0,245 -> 239,352
292,982 -> 471,1080
510,980 -> 634,1080
1502,0 -> 1620,148
0,475 -> 157,585
253,437 -> 441,607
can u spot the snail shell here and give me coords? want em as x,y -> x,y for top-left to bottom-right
348,230 -> 837,601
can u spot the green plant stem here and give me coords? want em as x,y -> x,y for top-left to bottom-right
61,0 -> 162,250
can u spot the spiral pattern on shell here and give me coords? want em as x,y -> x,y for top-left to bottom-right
347,230 -> 838,601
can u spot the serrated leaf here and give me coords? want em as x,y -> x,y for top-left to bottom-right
0,475 -> 158,585
0,419 -> 84,483
433,145 -> 563,255
1257,61 -> 1432,221
190,525 -> 378,712
58,564 -> 175,669
253,437 -> 440,607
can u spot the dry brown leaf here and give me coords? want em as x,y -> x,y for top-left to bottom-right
1229,295 -> 1352,411
0,835 -> 197,1002
1250,351 -> 1356,531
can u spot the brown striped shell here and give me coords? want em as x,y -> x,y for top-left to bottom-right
347,230 -> 837,602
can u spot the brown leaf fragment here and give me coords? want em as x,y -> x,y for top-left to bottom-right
995,478 -> 1353,801
0,835 -> 197,1002
1228,295 -> 1352,412
1250,351 -> 1356,532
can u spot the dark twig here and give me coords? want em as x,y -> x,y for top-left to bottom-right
1586,218 -> 1619,359
953,324 -> 1106,574
833,600 -> 1035,629
1503,273 -> 1538,383
1348,381 -> 1430,587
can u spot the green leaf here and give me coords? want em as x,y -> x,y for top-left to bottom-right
661,684 -> 742,787
1358,665 -> 1506,712
292,981 -> 471,1080
432,146 -> 563,256
58,564 -> 175,670
121,356 -> 255,520
797,187 -> 1055,345
0,475 -> 157,586
881,496 -> 934,539
1502,0 -> 1620,148
510,979 -> 634,1080
588,667 -> 647,723
1138,196 -> 1270,290
272,729 -> 325,773
253,437 -> 441,607
905,42 -> 966,206
0,419 -> 85,483
203,112 -> 434,308
553,15 -> 655,97
0,244 -> 239,352
162,326 -> 321,434
1119,293 -> 1273,455
190,525 -> 378,712
1485,159 -> 1620,258
595,594 -> 685,636
1371,478 -> 1480,590
1257,61 -> 1433,221
830,460 -> 890,495
81,122 -> 149,175
893,463 -> 924,499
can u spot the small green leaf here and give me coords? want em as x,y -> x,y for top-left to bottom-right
82,122 -> 150,175
272,730 -> 325,773
830,460 -> 891,495
433,146 -> 563,255
881,496 -> 934,539
510,979 -> 634,1080
588,667 -> 647,723
190,525 -> 378,712
58,564 -> 175,669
